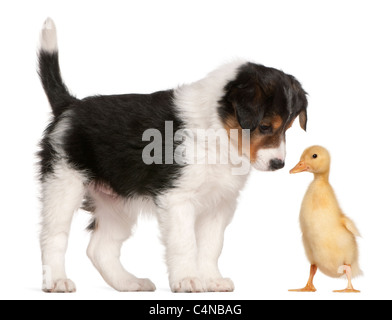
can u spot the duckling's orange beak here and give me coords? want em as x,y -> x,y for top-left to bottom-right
290,160 -> 309,174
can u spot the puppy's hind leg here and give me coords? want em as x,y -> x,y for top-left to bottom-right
40,162 -> 86,293
86,193 -> 156,292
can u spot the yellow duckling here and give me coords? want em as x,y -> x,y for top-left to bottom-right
289,146 -> 361,293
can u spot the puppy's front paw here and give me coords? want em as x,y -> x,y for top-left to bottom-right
43,279 -> 76,293
205,277 -> 235,292
137,278 -> 157,292
112,277 -> 156,292
171,277 -> 205,293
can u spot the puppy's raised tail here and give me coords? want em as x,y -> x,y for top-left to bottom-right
38,18 -> 78,118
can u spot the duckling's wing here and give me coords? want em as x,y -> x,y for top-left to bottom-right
341,215 -> 361,237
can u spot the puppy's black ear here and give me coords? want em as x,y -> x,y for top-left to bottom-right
299,109 -> 307,131
228,83 -> 264,131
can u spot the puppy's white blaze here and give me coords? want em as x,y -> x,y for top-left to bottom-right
40,18 -> 58,53
276,141 -> 286,160
253,141 -> 286,171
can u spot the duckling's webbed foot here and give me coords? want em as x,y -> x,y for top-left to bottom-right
333,288 -> 360,293
289,284 -> 317,292
333,265 -> 360,293
289,264 -> 317,292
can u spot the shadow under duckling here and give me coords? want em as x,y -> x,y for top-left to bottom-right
289,146 -> 361,293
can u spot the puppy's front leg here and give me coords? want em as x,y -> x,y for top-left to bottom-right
196,200 -> 236,292
158,201 -> 205,293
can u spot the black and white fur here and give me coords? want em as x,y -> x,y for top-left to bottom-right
37,18 -> 308,292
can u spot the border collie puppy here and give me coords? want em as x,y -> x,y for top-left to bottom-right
38,18 -> 308,292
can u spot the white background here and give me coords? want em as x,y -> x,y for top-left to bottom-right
1,0 -> 391,300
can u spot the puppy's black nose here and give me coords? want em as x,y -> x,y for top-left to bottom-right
269,159 -> 285,171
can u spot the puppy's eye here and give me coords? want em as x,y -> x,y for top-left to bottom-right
312,154 -> 318,159
259,124 -> 271,133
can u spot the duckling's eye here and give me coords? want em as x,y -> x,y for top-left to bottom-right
312,154 -> 318,159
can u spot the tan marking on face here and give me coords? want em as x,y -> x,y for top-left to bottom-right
260,115 -> 283,131
224,114 -> 287,163
249,133 -> 264,162
224,115 -> 244,155
250,115 -> 286,162
249,133 -> 283,162
270,115 -> 283,130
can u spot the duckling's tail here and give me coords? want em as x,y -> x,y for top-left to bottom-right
350,262 -> 363,278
